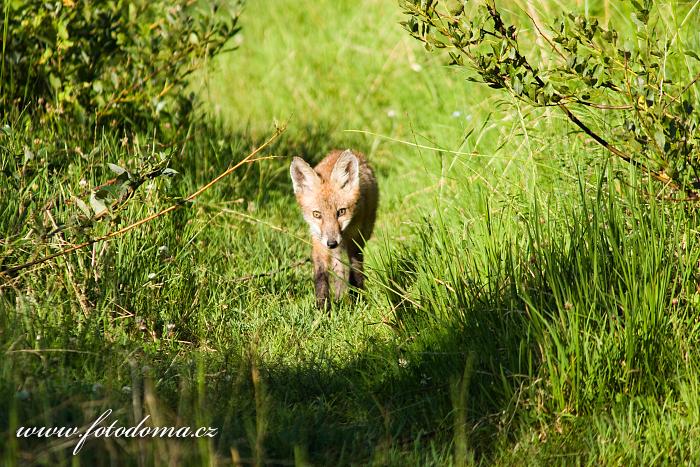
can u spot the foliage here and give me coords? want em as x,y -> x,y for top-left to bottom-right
401,0 -> 700,196
4,0 -> 700,464
0,0 -> 242,130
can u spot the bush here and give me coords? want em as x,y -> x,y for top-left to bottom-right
401,0 -> 700,196
0,0 -> 242,130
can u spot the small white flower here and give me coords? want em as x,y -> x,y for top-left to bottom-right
452,111 -> 462,118
79,179 -> 88,187
398,357 -> 409,368
121,386 -> 131,394
410,63 -> 422,72
387,109 -> 397,118
147,272 -> 157,280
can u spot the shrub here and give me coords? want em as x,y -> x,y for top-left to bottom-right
0,0 -> 243,130
401,0 -> 700,196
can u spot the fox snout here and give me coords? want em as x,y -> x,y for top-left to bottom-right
320,222 -> 343,249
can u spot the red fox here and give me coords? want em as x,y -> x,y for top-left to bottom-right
290,149 -> 379,310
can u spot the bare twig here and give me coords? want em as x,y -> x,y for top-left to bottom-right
555,102 -> 674,187
95,34 -> 222,121
233,258 -> 310,283
572,101 -> 633,110
663,70 -> 700,110
522,7 -> 567,62
0,125 -> 286,277
215,206 -> 311,245
45,210 -> 92,316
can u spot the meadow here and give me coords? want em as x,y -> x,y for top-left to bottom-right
2,0 -> 700,464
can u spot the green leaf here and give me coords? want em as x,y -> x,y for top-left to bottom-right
685,51 -> 700,62
107,163 -> 127,175
96,185 -> 122,199
49,74 -> 62,90
512,75 -> 523,96
654,130 -> 666,151
630,13 -> 645,29
89,192 -> 108,218
73,197 -> 91,218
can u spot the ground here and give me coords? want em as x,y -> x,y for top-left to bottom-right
2,0 -> 700,465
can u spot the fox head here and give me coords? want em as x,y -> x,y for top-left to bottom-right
290,150 -> 360,249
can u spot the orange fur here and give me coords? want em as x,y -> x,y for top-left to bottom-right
290,149 -> 378,309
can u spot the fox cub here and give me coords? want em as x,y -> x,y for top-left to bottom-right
290,149 -> 378,310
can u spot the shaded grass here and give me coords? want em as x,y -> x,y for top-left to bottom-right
2,0 -> 700,465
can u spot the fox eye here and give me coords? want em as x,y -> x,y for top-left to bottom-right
312,211 -> 321,219
337,208 -> 347,217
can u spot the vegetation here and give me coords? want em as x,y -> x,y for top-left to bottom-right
1,0 -> 700,465
1,0 -> 242,129
401,0 -> 700,194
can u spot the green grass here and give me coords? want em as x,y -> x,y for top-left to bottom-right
2,0 -> 700,465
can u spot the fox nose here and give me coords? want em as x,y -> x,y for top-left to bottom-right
326,239 -> 339,249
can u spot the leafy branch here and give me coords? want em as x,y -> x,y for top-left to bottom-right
401,0 -> 700,196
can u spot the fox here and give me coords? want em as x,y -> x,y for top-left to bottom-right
290,149 -> 379,310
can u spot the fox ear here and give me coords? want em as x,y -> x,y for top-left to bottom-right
331,149 -> 359,190
290,157 -> 318,194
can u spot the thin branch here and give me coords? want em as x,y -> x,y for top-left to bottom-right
233,258 -> 310,283
0,125 -> 286,277
569,99 -> 633,110
482,3 -> 675,189
522,7 -> 567,62
45,210 -> 92,317
663,70 -> 700,110
94,34 -> 223,121
555,102 -> 673,187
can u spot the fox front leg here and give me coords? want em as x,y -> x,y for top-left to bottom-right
331,249 -> 347,300
348,244 -> 365,291
312,241 -> 331,311
314,266 -> 330,311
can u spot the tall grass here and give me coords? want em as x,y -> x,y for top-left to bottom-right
2,0 -> 700,465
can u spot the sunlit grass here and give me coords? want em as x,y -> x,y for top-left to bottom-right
2,0 -> 700,465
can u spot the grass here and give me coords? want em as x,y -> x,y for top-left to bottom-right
2,0 -> 700,465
